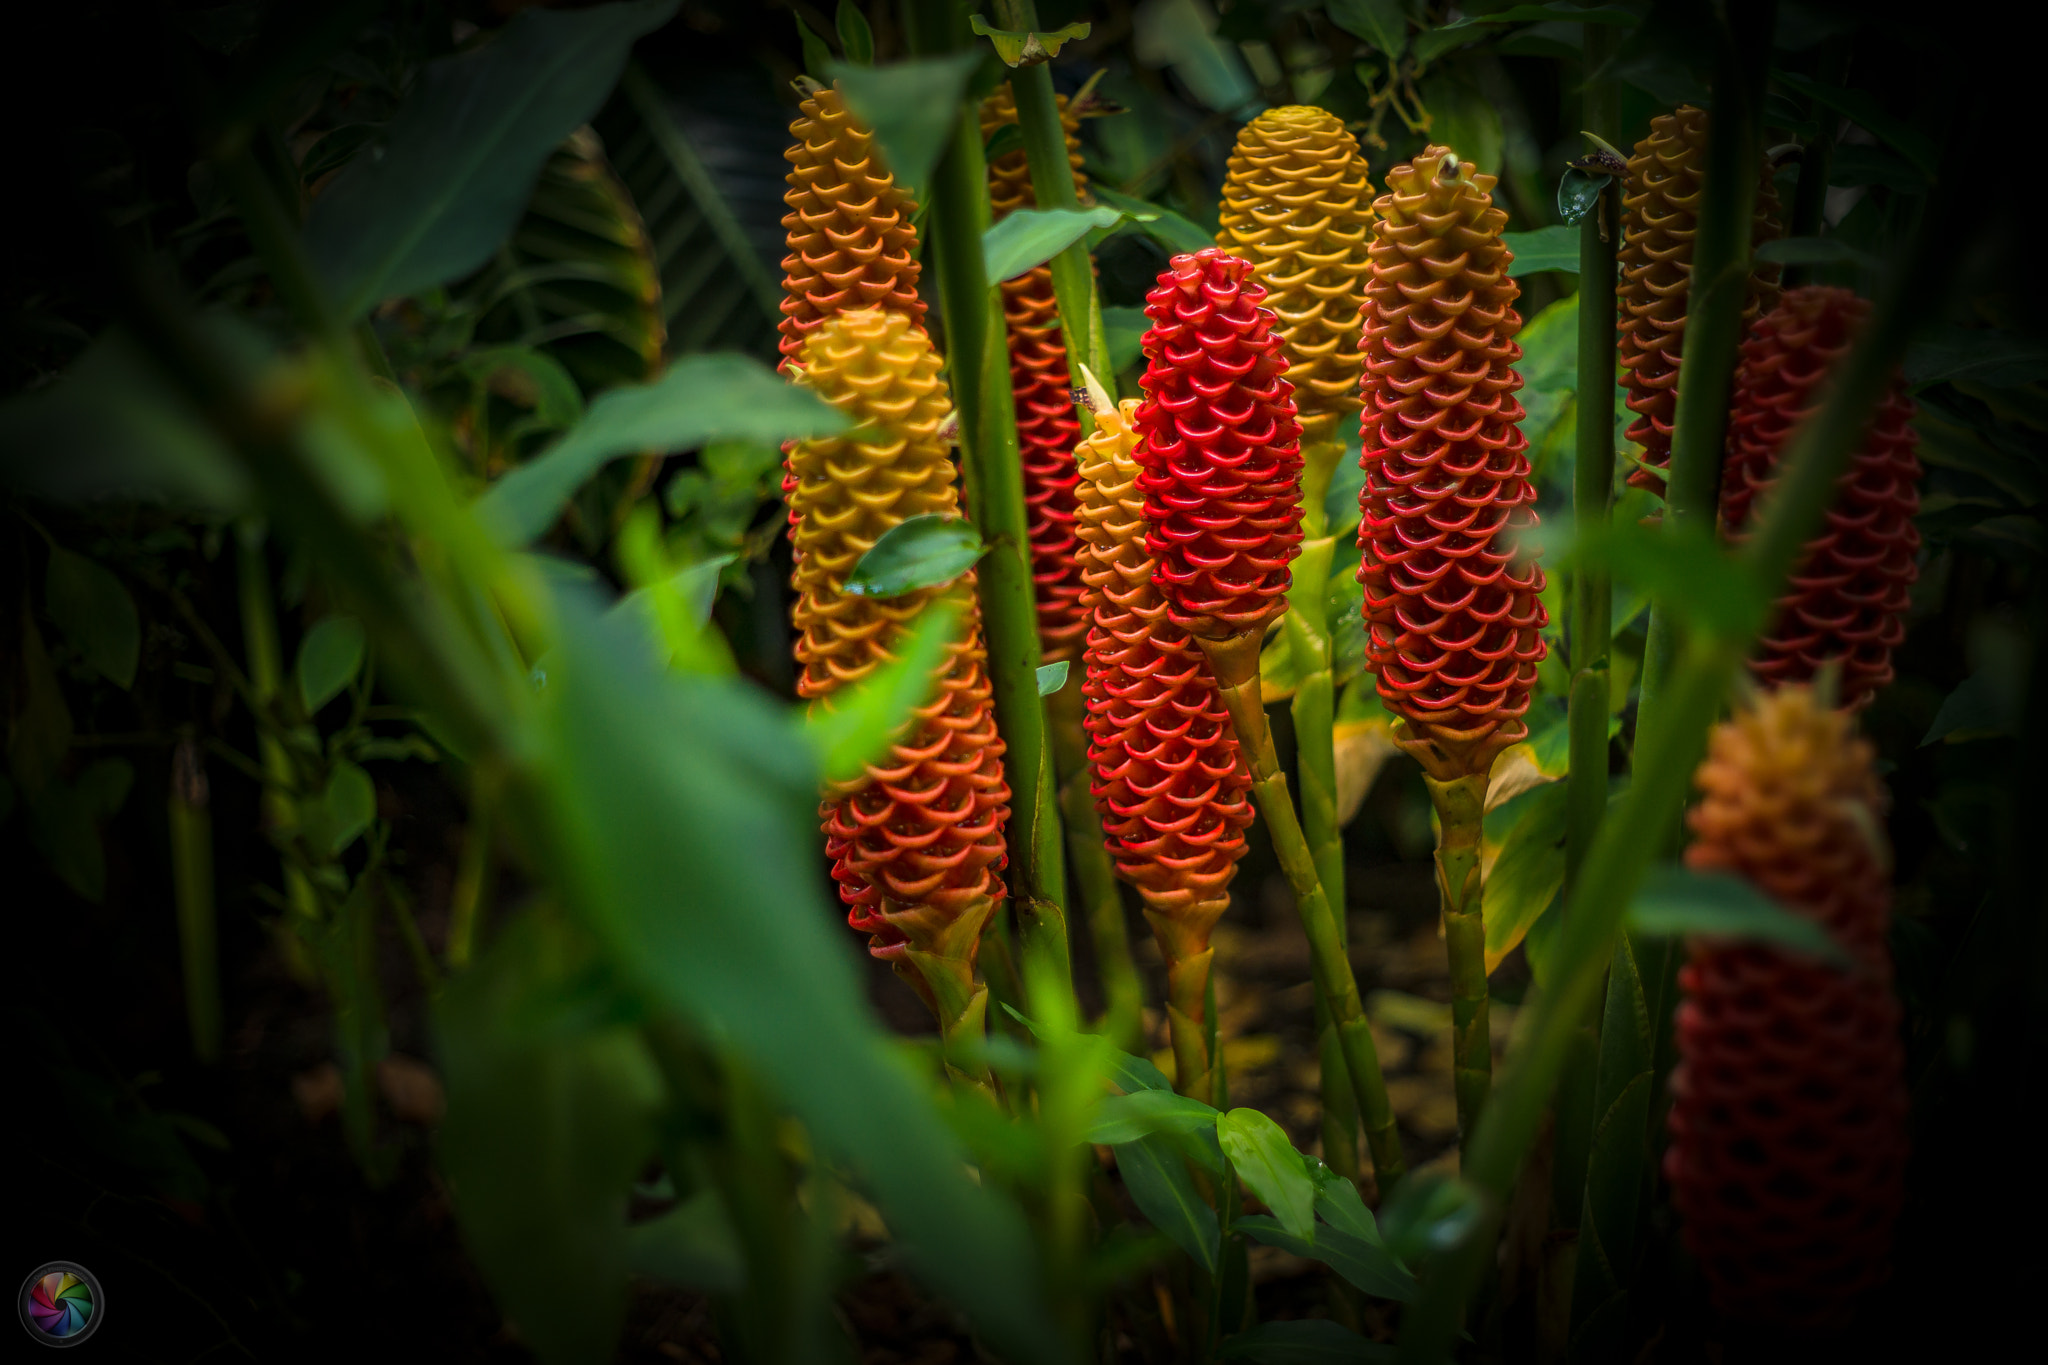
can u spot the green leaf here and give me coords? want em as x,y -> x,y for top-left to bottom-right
623,1190 -> 745,1291
968,15 -> 1093,66
803,599 -> 960,784
297,616 -> 367,714
478,353 -> 846,545
462,347 -> 586,432
1308,1161 -> 1386,1247
44,546 -> 139,689
1553,168 -> 1607,230
984,121 -> 1026,162
1505,222 -> 1582,275
308,760 -> 376,856
835,1 -> 875,65
845,515 -> 986,598
1483,781 -> 1568,974
1376,1171 -> 1486,1265
829,52 -> 985,204
1627,865 -> 1852,966
28,758 -> 133,903
436,910 -> 668,1365
793,13 -> 835,78
1827,143 -> 1927,193
1772,70 -> 1938,178
305,0 -> 679,319
1103,1046 -> 1175,1094
1234,1217 -> 1417,1303
607,553 -> 736,668
1328,0 -> 1411,55
1219,1319 -> 1397,1362
1087,1090 -> 1221,1145
1132,0 -> 1260,116
1921,667 -> 2023,745
1905,326 -> 2048,390
1115,1134 -> 1220,1275
533,598 -> 1064,1364
1217,1108 -> 1315,1241
1090,185 -> 1215,255
984,206 -> 1129,282
1036,660 -> 1070,697
1526,519 -> 1770,640
1754,236 -> 1881,273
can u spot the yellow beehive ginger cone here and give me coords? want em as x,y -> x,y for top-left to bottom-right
1218,105 -> 1375,449
1074,398 -> 1254,1097
980,88 -> 1093,662
779,84 -> 927,371
1617,105 -> 1784,498
785,309 -> 1011,1009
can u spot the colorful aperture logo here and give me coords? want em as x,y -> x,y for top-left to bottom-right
19,1263 -> 103,1347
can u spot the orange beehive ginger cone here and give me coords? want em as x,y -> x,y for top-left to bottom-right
1719,286 -> 1921,710
982,89 -> 1091,661
1075,396 -> 1254,1095
1134,247 -> 1305,642
1217,105 -> 1376,449
1355,146 -> 1546,781
1668,685 -> 1907,1327
785,308 -> 1010,987
1618,105 -> 1784,498
779,84 -> 927,371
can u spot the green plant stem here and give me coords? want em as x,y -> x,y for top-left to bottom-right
907,0 -> 1072,998
1398,159 -> 1952,1362
169,738 -> 222,1063
1048,684 -> 1145,1051
1422,769 -> 1490,1162
991,1 -> 1115,401
1196,629 -> 1406,1187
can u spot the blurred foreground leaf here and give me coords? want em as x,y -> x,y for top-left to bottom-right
1627,865 -> 1851,966
984,206 -> 1128,282
829,53 -> 985,204
803,599 -> 960,785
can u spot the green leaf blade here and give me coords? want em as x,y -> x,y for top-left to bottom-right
984,206 -> 1128,282
44,546 -> 139,689
297,616 -> 367,714
845,515 -> 986,598
1627,865 -> 1852,966
1217,1108 -> 1316,1241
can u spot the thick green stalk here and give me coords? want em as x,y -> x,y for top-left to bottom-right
908,0 -> 1071,993
992,0 -> 1115,399
236,521 -> 322,966
1197,629 -> 1406,1186
1423,770 -> 1491,1162
1398,163 -> 1952,1363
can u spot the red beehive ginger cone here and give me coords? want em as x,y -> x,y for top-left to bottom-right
1355,145 -> 1546,782
982,90 -> 1091,662
1133,247 -> 1305,645
1075,396 -> 1255,1097
784,309 -> 1010,1001
1668,685 -> 1907,1327
779,84 -> 927,372
1618,105 -> 1784,498
1720,286 -> 1921,710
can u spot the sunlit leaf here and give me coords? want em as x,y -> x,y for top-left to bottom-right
44,545 -> 139,689
1483,782 -> 1568,973
306,0 -> 679,318
478,353 -> 846,546
984,206 -> 1128,282
1217,1108 -> 1315,1241
844,515 -> 986,598
1086,1089 -> 1221,1145
1628,865 -> 1852,966
297,615 -> 367,714
1036,660 -> 1070,696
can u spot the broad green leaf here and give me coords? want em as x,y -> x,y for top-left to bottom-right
461,347 -> 586,433
1419,70 -> 1503,177
1483,782 -> 1568,973
623,1190 -> 745,1291
27,758 -> 133,903
1526,519 -> 1770,640
44,546 -> 139,689
297,615 -> 367,714
533,599 -> 1063,1364
1087,1089 -> 1221,1145
1103,1045 -> 1175,1094
1773,70 -> 1938,178
1219,1318 -> 1398,1362
835,0 -> 875,65
305,0 -> 679,319
1376,1171 -> 1487,1265
829,53 -> 985,203
793,12 -> 834,78
1328,0 -> 1411,55
1036,660 -> 1070,696
1217,1108 -> 1315,1241
1628,865 -> 1851,966
308,760 -> 376,856
845,515 -> 986,598
1090,185 -> 1214,255
1132,0 -> 1260,116
606,552 -> 737,670
1234,1216 -> 1417,1303
1114,1133 -> 1219,1274
968,15 -> 1093,66
984,206 -> 1128,281
1755,236 -> 1881,273
1905,326 -> 2048,390
1308,1160 -> 1386,1247
1505,222 -> 1581,275
436,910 -> 667,1365
803,599 -> 959,784
478,353 -> 846,546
